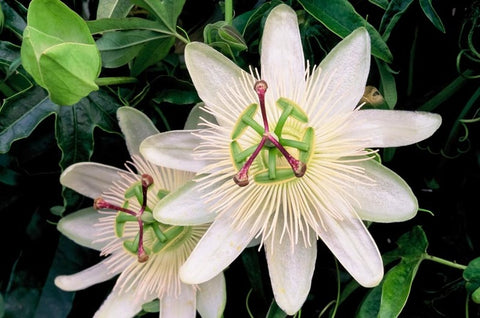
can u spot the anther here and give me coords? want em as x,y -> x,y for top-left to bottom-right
142,174 -> 154,188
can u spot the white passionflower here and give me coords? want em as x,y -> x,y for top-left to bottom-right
55,106 -> 225,318
140,4 -> 441,315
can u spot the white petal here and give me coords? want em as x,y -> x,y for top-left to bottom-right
349,109 -> 442,147
179,213 -> 257,284
196,273 -> 226,318
310,28 -> 370,115
316,211 -> 383,287
264,226 -> 317,316
184,42 -> 254,127
261,4 -> 305,100
60,162 -> 123,199
140,130 -> 206,172
117,106 -> 159,156
153,179 -> 216,225
160,283 -> 196,318
349,159 -> 418,222
55,258 -> 120,291
93,288 -> 156,318
184,102 -> 218,130
57,207 -> 105,250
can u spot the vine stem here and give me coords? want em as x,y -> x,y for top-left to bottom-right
423,254 -> 467,270
225,0 -> 233,25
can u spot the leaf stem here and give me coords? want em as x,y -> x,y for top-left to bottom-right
225,0 -> 233,25
423,254 -> 467,270
95,77 -> 138,86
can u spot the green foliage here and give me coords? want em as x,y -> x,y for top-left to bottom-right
1,0 -> 479,317
20,0 -> 101,105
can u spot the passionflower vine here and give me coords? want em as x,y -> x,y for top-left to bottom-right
140,4 -> 441,315
54,106 -> 225,318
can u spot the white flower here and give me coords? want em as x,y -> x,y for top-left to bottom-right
55,106 -> 225,318
140,4 -> 441,315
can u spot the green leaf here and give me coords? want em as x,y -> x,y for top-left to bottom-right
20,0 -> 101,105
359,226 -> 428,318
369,0 -> 389,10
97,0 -> 133,19
0,86 -> 58,153
379,0 -> 415,41
130,0 -> 185,33
96,30 -> 170,68
464,257 -> 480,295
131,36 -> 175,76
375,57 -> 397,109
1,0 -> 27,38
152,75 -> 199,105
419,0 -> 445,33
298,0 -> 393,63
55,89 -> 121,170
87,17 -> 167,34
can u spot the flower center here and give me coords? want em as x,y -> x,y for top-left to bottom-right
94,173 -> 191,263
230,80 -> 315,186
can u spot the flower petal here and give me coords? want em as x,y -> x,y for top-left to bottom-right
153,179 -> 216,225
184,41 -> 256,127
261,4 -> 305,100
179,212 -> 257,284
184,102 -> 218,130
350,159 -> 418,222
57,207 -> 106,250
60,162 -> 123,199
196,273 -> 226,318
316,210 -> 383,287
264,224 -> 317,315
309,28 -> 370,115
160,283 -> 196,318
55,258 -> 121,291
93,288 -> 156,318
117,106 -> 159,156
140,130 -> 206,173
349,109 -> 442,147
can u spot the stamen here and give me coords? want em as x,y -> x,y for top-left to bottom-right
94,174 -> 154,263
232,80 -> 307,186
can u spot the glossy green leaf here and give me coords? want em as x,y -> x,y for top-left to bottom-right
131,36 -> 175,76
379,0 -> 414,41
464,257 -> 480,297
20,0 -> 101,105
87,17 -> 166,34
298,0 -> 393,63
1,0 -> 27,38
375,57 -> 397,109
358,226 -> 428,318
0,86 -> 58,153
419,0 -> 446,33
266,300 -> 287,318
55,90 -> 121,170
97,0 -> 133,19
130,0 -> 185,33
96,29 -> 170,68
369,0 -> 389,10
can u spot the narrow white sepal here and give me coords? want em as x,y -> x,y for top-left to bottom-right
261,4 -> 305,100
316,209 -> 383,288
350,159 -> 418,222
54,258 -> 120,291
93,288 -> 156,318
140,130 -> 206,172
57,207 -> 105,250
311,27 -> 371,115
117,106 -> 160,156
60,162 -> 123,200
264,220 -> 317,316
349,109 -> 442,147
179,212 -> 258,284
153,179 -> 216,225
160,283 -> 196,318
196,273 -> 227,318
